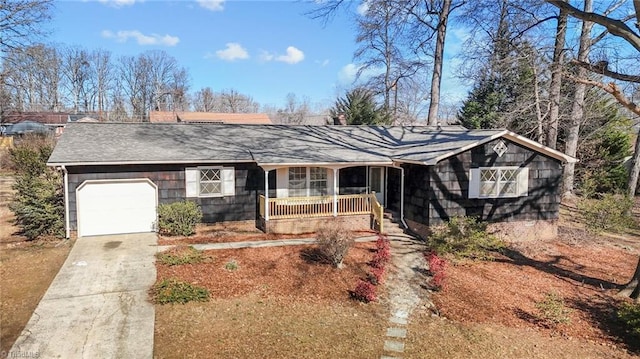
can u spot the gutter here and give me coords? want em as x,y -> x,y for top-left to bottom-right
60,165 -> 70,239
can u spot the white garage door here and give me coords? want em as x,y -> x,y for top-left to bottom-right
76,179 -> 158,237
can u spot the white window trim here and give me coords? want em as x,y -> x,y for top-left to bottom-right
185,166 -> 235,198
469,166 -> 528,199
288,167 -> 329,197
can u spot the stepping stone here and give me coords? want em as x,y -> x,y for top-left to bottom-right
386,327 -> 407,338
384,340 -> 405,353
394,309 -> 409,319
389,316 -> 407,325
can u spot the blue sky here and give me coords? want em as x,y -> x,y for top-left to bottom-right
50,0 -> 469,110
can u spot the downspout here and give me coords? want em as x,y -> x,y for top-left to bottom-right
61,165 -> 70,239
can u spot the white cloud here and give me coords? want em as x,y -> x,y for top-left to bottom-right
215,42 -> 249,61
259,50 -> 274,62
275,46 -> 305,64
357,0 -> 370,16
338,63 -> 359,84
97,0 -> 138,8
197,0 -> 224,11
316,59 -> 330,67
101,30 -> 179,46
338,63 -> 384,85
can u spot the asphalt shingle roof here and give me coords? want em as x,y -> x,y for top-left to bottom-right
47,123 -> 557,167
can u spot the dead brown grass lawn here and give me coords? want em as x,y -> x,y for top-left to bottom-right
406,312 -> 635,359
154,295 -> 386,359
0,240 -> 72,354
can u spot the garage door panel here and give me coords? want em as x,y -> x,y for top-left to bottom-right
77,180 -> 157,237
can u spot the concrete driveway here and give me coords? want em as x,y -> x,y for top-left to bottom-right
9,233 -> 157,359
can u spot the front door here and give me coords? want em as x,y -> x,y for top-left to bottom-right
369,167 -> 385,205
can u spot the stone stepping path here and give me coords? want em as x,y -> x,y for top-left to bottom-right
380,232 -> 431,359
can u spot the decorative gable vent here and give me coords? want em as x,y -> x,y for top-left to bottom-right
493,140 -> 508,157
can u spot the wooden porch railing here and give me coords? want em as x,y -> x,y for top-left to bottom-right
370,192 -> 384,234
259,193 -> 385,233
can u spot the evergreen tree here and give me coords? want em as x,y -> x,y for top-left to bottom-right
331,88 -> 391,125
9,135 -> 64,240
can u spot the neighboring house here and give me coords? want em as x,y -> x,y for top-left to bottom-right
2,112 -> 100,136
47,123 -> 576,239
149,111 -> 272,124
2,112 -> 69,136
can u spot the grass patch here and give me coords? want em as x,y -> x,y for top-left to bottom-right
617,302 -> 640,339
429,216 -> 504,260
535,292 -> 571,326
152,278 -> 210,305
224,259 -> 239,271
578,194 -> 635,234
156,245 -> 206,266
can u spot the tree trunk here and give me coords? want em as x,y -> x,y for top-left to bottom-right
546,4 -> 568,149
627,126 -> 640,197
427,0 -> 452,126
563,0 -> 593,195
620,257 -> 640,302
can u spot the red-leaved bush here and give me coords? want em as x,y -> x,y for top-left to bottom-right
370,247 -> 391,268
425,251 -> 447,290
352,280 -> 377,302
376,234 -> 390,252
368,266 -> 386,285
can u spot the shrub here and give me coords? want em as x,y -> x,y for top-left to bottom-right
370,246 -> 391,268
425,251 -> 447,290
578,194 -> 634,233
158,200 -> 203,236
9,137 -> 64,240
376,234 -> 390,252
224,259 -> 239,271
152,278 -> 210,304
429,216 -> 504,260
617,302 -> 640,339
535,292 -> 571,326
352,279 -> 377,303
316,219 -> 355,268
156,245 -> 205,266
368,266 -> 386,285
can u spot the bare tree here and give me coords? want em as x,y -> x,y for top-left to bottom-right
563,0 -> 593,195
545,0 -> 640,301
3,44 -> 60,112
275,93 -> 310,124
89,49 -> 113,120
59,45 -> 91,113
546,3 -> 568,149
218,89 -> 259,113
192,87 -> 216,112
0,0 -> 53,53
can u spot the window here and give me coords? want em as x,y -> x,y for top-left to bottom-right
199,168 -> 222,196
288,167 -> 307,197
287,167 -> 328,197
469,167 -> 528,199
185,167 -> 235,198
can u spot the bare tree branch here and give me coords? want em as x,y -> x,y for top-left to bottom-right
546,0 -> 640,51
570,59 -> 640,83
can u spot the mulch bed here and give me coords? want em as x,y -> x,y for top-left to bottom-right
155,241 -> 377,303
432,233 -> 639,349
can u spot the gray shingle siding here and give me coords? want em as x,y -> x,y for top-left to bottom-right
66,163 -> 263,230
402,139 -> 563,226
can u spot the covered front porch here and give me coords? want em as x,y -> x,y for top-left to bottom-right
256,164 -> 405,234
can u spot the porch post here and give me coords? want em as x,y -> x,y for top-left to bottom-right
332,168 -> 338,217
264,170 -> 269,221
